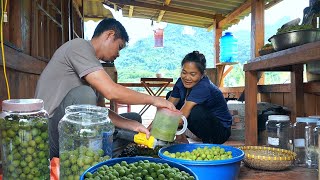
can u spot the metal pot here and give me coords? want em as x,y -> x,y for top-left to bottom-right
268,29 -> 320,51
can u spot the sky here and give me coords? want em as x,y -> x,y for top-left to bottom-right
84,0 -> 310,44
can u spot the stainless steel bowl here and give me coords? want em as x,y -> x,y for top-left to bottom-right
268,29 -> 320,51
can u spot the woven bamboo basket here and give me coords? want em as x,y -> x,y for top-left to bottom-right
239,146 -> 296,171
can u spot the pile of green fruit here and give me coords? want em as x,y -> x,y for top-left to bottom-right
0,115 -> 50,180
119,143 -> 162,158
163,146 -> 233,161
276,24 -> 313,35
60,146 -> 111,180
84,160 -> 195,180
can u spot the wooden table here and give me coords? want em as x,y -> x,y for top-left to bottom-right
139,78 -> 173,115
243,41 -> 320,145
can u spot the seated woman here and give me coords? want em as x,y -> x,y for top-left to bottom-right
167,51 -> 232,144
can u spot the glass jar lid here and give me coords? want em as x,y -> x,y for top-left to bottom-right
2,99 -> 44,112
64,104 -> 110,125
309,116 -> 320,119
268,115 -> 290,122
296,117 -> 318,123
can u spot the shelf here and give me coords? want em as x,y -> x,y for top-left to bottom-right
244,41 -> 320,71
242,41 -> 320,146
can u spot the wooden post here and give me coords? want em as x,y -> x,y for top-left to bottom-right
9,0 -> 22,49
245,0 -> 265,145
251,0 -> 264,59
31,0 -> 39,57
251,0 -> 265,96
290,64 -> 304,122
214,14 -> 224,67
245,71 -> 258,145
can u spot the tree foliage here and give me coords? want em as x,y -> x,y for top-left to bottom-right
115,17 -> 292,87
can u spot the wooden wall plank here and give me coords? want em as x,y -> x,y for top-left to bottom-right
270,93 -> 284,106
31,0 -> 39,57
304,93 -> 317,116
9,0 -> 22,49
0,45 -> 47,74
3,0 -> 10,41
0,68 -> 40,103
260,93 -> 271,103
283,92 -> 292,109
39,4 -> 45,58
317,95 -> 320,115
21,0 -> 32,55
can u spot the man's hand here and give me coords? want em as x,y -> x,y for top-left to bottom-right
152,97 -> 177,111
133,124 -> 150,139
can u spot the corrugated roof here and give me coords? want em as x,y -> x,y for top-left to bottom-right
83,0 -> 114,22
83,0 -> 282,30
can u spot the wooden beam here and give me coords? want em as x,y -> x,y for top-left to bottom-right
245,70 -> 258,145
207,14 -> 224,31
290,65 -> 305,121
157,0 -> 171,22
21,0 -> 32,55
0,45 -> 47,75
129,5 -> 134,17
37,3 -> 62,28
209,0 -> 282,30
114,4 -> 118,11
104,0 -> 216,19
251,0 -> 264,58
218,0 -> 251,29
213,16 -> 222,64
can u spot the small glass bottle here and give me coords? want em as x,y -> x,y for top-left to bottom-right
0,99 -> 50,180
58,104 -> 114,179
266,115 -> 292,150
293,117 -> 318,167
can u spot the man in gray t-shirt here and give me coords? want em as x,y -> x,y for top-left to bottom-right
35,18 -> 176,159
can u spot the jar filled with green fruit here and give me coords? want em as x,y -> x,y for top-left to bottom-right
58,104 -> 114,180
0,99 -> 49,180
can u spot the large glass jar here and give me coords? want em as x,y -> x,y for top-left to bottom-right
313,120 -> 320,168
58,104 -> 114,180
293,117 -> 318,167
0,99 -> 49,180
266,115 -> 292,150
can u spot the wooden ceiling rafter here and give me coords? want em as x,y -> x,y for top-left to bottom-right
104,0 -> 217,19
217,0 -> 251,30
157,0 -> 172,22
205,0 -> 282,31
129,5 -> 134,17
114,4 -> 119,11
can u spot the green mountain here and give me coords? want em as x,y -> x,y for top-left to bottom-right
115,16 -> 291,87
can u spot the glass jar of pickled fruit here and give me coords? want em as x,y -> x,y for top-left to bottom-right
0,99 -> 49,180
58,104 -> 114,180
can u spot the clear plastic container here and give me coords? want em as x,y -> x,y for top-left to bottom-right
266,115 -> 292,150
0,99 -> 49,180
293,117 -> 318,167
58,104 -> 115,179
